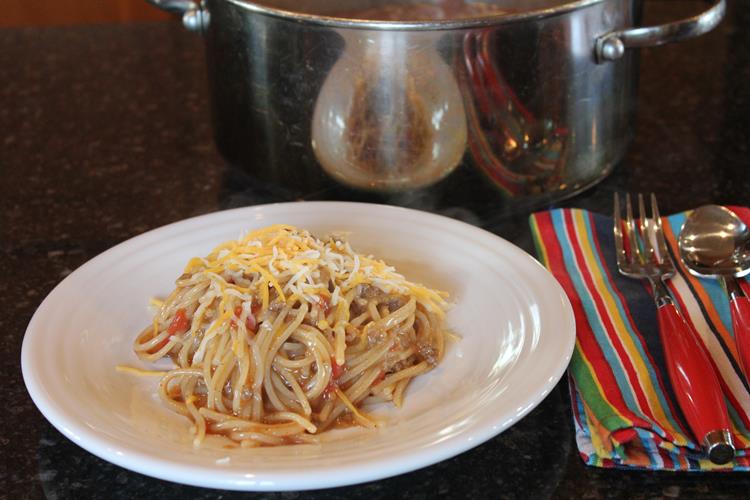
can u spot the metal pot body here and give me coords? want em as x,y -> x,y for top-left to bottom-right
153,0 -> 724,212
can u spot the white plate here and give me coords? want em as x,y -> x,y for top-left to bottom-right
22,202 -> 574,491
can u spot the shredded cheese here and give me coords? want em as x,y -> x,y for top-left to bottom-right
172,225 -> 448,320
115,365 -> 170,377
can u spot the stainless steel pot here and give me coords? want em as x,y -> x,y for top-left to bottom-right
148,0 -> 724,210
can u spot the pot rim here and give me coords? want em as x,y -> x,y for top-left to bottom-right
223,0 -> 606,30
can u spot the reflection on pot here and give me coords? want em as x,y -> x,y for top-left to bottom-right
462,30 -> 568,197
311,30 -> 468,192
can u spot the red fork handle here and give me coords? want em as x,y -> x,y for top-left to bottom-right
729,295 -> 750,379
657,302 -> 735,464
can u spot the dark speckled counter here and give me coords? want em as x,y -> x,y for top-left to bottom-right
2,2 -> 750,498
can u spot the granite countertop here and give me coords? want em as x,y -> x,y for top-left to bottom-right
2,2 -> 750,498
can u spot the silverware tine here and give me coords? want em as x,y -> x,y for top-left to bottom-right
625,193 -> 640,267
652,193 -> 670,265
613,193 -> 627,268
638,193 -> 656,265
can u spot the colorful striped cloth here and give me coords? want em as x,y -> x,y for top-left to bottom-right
530,207 -> 750,470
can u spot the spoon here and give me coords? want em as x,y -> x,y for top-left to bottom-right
678,204 -> 750,377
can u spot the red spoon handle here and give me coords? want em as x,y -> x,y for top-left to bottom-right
657,302 -> 733,462
730,295 -> 750,378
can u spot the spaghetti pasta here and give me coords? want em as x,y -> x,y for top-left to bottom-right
132,224 -> 450,447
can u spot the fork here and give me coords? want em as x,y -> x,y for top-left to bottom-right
614,193 -> 735,465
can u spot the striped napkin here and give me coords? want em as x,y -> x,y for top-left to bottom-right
530,207 -> 750,470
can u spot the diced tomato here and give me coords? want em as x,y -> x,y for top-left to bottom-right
251,297 -> 262,314
167,309 -> 189,335
150,337 -> 170,353
231,304 -> 257,333
373,371 -> 385,385
150,308 -> 188,353
230,305 -> 242,329
245,313 -> 257,333
332,362 -> 344,380
324,362 -> 344,396
318,295 -> 331,315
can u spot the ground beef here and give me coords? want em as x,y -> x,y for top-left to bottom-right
417,342 -> 438,366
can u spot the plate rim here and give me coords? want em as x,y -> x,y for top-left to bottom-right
21,201 -> 575,491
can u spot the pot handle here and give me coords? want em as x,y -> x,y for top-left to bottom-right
145,0 -> 209,32
595,0 -> 726,63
